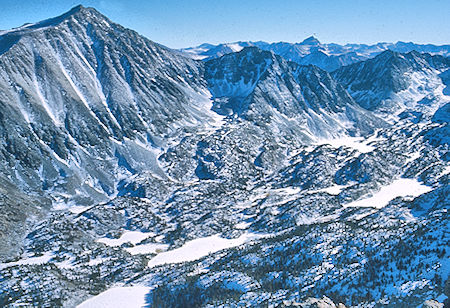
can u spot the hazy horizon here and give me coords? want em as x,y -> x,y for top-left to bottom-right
0,0 -> 449,49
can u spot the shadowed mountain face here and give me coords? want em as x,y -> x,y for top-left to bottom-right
332,50 -> 450,115
205,47 -> 385,139
0,5 -> 449,308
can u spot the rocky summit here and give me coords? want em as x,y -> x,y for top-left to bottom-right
0,5 -> 448,308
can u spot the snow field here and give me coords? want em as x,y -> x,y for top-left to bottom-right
148,233 -> 264,268
76,286 -> 150,308
344,178 -> 432,209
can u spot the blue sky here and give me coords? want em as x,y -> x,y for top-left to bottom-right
0,0 -> 449,48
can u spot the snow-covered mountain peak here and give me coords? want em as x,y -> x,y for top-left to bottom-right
0,4 -> 218,209
299,35 -> 321,46
37,5 -> 115,33
0,5 -> 92,35
0,5 -> 115,56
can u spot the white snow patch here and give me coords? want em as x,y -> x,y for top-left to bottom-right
88,258 -> 105,266
440,165 -> 450,177
77,286 -> 150,308
296,213 -> 339,226
51,196 -> 78,212
188,54 -> 209,60
227,43 -> 244,52
235,221 -> 252,230
314,136 -> 375,153
308,184 -> 348,195
97,231 -> 153,247
344,178 -> 432,209
0,252 -> 53,270
147,233 -> 264,268
125,243 -> 169,255
406,151 -> 421,163
397,279 -> 430,295
68,205 -> 91,214
55,258 -> 75,269
274,187 -> 302,195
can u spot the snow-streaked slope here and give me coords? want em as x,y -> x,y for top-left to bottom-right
0,5 -> 223,208
0,252 -> 53,270
0,4 -> 229,263
314,136 -> 376,153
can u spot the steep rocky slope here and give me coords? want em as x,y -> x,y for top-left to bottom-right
332,50 -> 450,117
205,47 -> 384,140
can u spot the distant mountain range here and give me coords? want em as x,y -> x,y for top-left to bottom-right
181,37 -> 450,71
0,5 -> 449,308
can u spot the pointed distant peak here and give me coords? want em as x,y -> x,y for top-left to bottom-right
198,43 -> 216,49
50,4 -> 89,20
300,36 -> 321,46
62,4 -> 105,20
377,49 -> 399,59
68,4 -> 85,13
